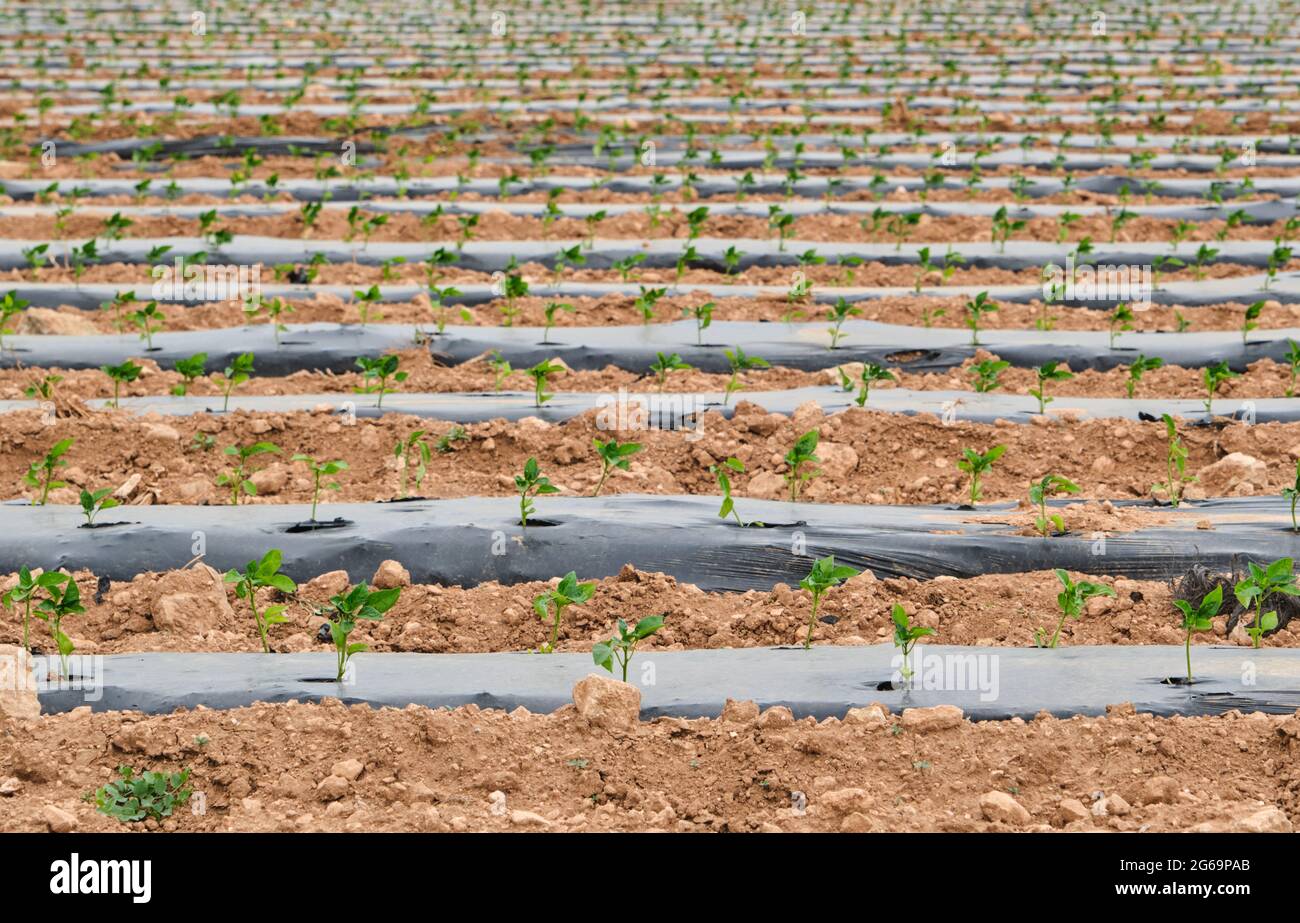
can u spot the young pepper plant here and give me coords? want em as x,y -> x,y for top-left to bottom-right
1283,459 -> 1300,532
709,457 -> 762,527
35,573 -> 83,678
722,347 -> 769,405
2,567 -> 68,651
101,360 -> 142,408
394,430 -> 430,499
527,358 -> 565,406
840,363 -> 895,406
354,354 -> 407,409
320,583 -> 401,682
291,455 -> 348,522
1154,414 -> 1194,507
1173,585 -> 1223,682
516,457 -> 559,529
892,603 -> 935,683
534,571 -> 596,653
1233,558 -> 1299,649
783,429 -> 821,502
591,438 -> 641,497
799,555 -> 858,649
956,444 -> 1005,506
223,549 -> 298,653
592,615 -> 665,682
1029,362 -> 1073,414
79,487 -> 119,526
213,352 -> 255,412
1036,569 -> 1115,648
24,438 -> 73,505
217,442 -> 280,505
1029,474 -> 1080,537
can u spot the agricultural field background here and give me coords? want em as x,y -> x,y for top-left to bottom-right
0,0 -> 1298,862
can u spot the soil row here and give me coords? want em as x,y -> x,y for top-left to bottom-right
4,211 -> 1297,246
4,562 -> 1294,657
3,402 -> 1298,507
12,290 -> 1300,336
1,697 -> 1295,832
3,351 -> 1296,403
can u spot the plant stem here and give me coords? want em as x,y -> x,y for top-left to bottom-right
1048,612 -> 1067,649
804,592 -> 820,650
1185,629 -> 1193,682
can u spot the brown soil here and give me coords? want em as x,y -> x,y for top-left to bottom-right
1,699 -> 1296,832
6,563 -> 1295,657
2,210 -> 1295,246
3,402 -> 1297,507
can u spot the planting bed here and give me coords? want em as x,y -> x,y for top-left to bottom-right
2,0 -> 1300,849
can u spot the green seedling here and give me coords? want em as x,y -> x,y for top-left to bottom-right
1173,585 -> 1223,682
687,301 -> 714,346
500,272 -> 529,325
633,286 -> 666,324
2,567 -> 68,651
93,766 -> 192,824
128,300 -> 165,350
892,603 -> 935,682
1234,558 -> 1299,649
213,352 -> 255,412
353,284 -> 384,326
527,358 -> 565,406
101,359 -> 142,408
964,291 -> 997,346
1284,339 -> 1300,398
223,549 -> 298,653
24,374 -> 62,402
542,301 -> 573,344
291,455 -> 348,522
35,572 -> 83,677
1242,299 -> 1265,345
171,353 -> 207,396
516,457 -> 559,530
591,438 -> 641,496
592,615 -> 665,682
969,358 -> 1009,393
1125,354 -> 1164,399
1108,302 -> 1134,349
1030,361 -> 1073,414
723,347 -> 769,405
394,430 -> 430,499
1202,361 -> 1238,416
842,363 -> 895,406
486,351 -> 513,392
1283,459 -> 1300,532
649,352 -> 691,392
354,354 -> 407,408
24,437 -> 72,505
216,442 -> 279,506
79,487 -> 119,526
533,571 -> 596,653
428,285 -> 468,335
1036,569 -> 1114,648
784,429 -> 821,502
1154,413 -> 1194,507
1029,473 -> 1080,537
710,457 -> 761,527
799,555 -> 858,649
435,426 -> 468,454
319,582 -> 402,681
957,444 -> 1006,506
0,290 -> 29,350
826,297 -> 859,349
